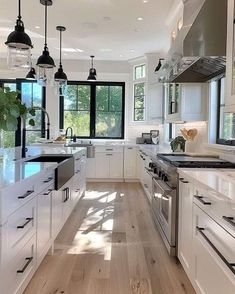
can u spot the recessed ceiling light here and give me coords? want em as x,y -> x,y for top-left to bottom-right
76,48 -> 84,52
130,49 -> 135,53
137,17 -> 143,21
143,0 -> 149,3
35,26 -> 40,29
120,54 -> 123,57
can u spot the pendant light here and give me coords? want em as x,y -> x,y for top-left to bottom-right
5,0 -> 33,69
36,0 -> 55,86
154,58 -> 164,73
26,56 -> 36,80
54,26 -> 67,96
87,55 -> 97,80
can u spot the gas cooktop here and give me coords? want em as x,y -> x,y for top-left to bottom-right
157,153 -> 235,168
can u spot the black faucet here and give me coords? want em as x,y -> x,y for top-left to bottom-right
65,127 -> 73,140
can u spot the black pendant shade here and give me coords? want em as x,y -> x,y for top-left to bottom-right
5,0 -> 33,69
54,65 -> 67,80
155,58 -> 164,73
26,67 -> 36,80
87,55 -> 97,80
36,46 -> 55,68
54,26 -> 67,82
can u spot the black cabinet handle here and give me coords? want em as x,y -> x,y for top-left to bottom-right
194,195 -> 211,205
18,190 -> 34,199
75,170 -> 80,174
43,177 -> 53,183
17,257 -> 33,273
43,189 -> 52,196
17,218 -> 33,229
63,187 -> 70,202
223,216 -> 235,227
106,148 -> 113,151
196,226 -> 235,275
179,178 -> 189,184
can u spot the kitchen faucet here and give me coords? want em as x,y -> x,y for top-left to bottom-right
21,106 -> 51,158
65,127 -> 73,140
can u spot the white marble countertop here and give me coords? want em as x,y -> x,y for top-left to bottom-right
0,146 -> 85,189
178,168 -> 235,204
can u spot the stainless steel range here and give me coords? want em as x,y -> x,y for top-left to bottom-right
148,153 -> 235,256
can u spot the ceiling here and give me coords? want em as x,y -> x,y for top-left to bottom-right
0,0 -> 180,61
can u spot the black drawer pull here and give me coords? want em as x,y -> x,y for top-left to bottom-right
18,190 -> 34,199
179,178 -> 189,184
63,187 -> 69,202
43,189 -> 52,196
127,147 -> 133,149
106,148 -> 113,151
17,257 -> 33,273
75,170 -> 80,174
196,226 -> 235,275
17,218 -> 33,229
106,154 -> 113,156
43,177 -> 53,183
194,195 -> 211,205
223,216 -> 235,227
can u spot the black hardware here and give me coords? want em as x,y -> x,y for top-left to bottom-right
17,257 -> 33,273
179,178 -> 189,184
43,189 -> 52,195
43,177 -> 53,183
63,187 -> 68,202
75,170 -> 80,174
106,148 -> 113,151
18,190 -> 34,199
17,217 -> 33,229
106,154 -> 113,156
194,195 -> 212,205
222,216 -> 235,227
196,226 -> 235,275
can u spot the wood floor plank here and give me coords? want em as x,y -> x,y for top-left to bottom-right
24,182 -> 195,294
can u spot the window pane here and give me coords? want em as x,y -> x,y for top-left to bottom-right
22,83 -> 32,107
64,111 -> 90,137
219,109 -> 235,139
78,85 -> 90,110
3,83 -> 16,91
110,86 -> 122,111
134,96 -> 144,108
26,131 -> 42,145
1,131 -> 15,148
26,109 -> 42,130
134,83 -> 145,96
96,112 -> 122,137
135,65 -> 146,80
96,86 -> 109,111
32,83 -> 43,107
64,85 -> 77,110
134,109 -> 144,121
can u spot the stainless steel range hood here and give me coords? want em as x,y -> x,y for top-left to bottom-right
162,0 -> 227,83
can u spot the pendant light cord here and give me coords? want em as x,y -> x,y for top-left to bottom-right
18,0 -> 21,20
60,30 -> 62,66
91,56 -> 93,68
44,3 -> 48,48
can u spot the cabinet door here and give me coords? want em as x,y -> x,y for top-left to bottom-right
95,153 -> 110,178
51,190 -> 63,238
37,186 -> 52,261
124,147 -> 137,179
109,152 -> 123,179
86,158 -> 96,178
178,176 -> 194,278
192,205 -> 235,294
225,0 -> 235,110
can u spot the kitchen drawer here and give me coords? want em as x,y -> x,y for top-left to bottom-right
95,145 -> 123,153
1,178 -> 36,224
34,170 -> 54,193
194,187 -> 235,238
7,197 -> 36,261
3,234 -> 36,294
193,204 -> 235,294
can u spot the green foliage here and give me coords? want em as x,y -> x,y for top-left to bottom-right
170,136 -> 186,152
0,87 -> 35,132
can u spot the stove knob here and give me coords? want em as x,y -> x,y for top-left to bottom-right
163,175 -> 168,182
158,171 -> 162,177
153,167 -> 158,174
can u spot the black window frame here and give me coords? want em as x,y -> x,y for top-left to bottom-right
60,81 -> 125,139
0,79 -> 46,147
216,78 -> 235,146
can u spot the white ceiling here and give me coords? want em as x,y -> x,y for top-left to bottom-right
0,0 -> 181,61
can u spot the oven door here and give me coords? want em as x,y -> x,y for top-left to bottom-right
152,178 -> 176,247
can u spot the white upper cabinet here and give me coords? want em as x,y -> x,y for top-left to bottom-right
165,83 -> 208,123
225,0 -> 235,112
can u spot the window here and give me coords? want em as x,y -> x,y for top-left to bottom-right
0,80 -> 45,147
134,83 -> 145,121
61,81 -> 125,139
134,64 -> 146,80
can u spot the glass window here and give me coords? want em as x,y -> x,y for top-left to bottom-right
61,82 -> 125,139
134,83 -> 145,121
134,64 -> 146,80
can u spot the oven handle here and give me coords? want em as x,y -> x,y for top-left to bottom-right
153,178 -> 174,194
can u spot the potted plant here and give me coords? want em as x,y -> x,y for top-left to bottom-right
0,87 -> 35,132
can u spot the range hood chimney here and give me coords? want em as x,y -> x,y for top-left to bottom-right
163,0 -> 227,83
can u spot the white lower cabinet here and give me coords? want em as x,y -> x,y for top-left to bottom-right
37,185 -> 53,263
86,158 -> 95,178
109,152 -> 123,178
124,147 -> 137,179
51,190 -> 63,238
178,175 -> 194,278
193,205 -> 235,294
95,153 -> 110,178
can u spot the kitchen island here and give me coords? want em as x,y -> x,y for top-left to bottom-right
0,146 -> 86,294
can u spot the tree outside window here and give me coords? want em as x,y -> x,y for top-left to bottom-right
134,83 -> 145,121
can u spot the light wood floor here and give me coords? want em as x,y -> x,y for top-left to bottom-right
24,182 -> 195,294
